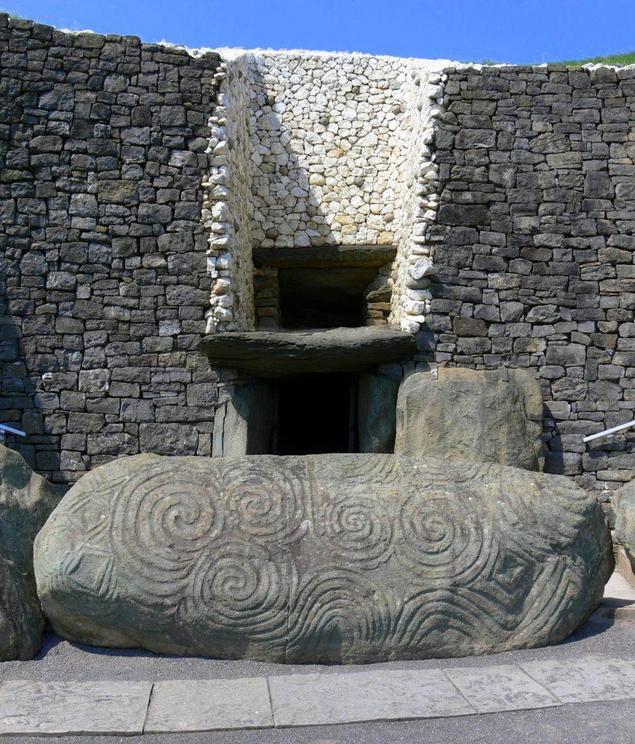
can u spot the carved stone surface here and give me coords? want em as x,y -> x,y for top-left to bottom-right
0,445 -> 59,660
34,453 -> 611,664
395,368 -> 544,470
614,479 -> 635,573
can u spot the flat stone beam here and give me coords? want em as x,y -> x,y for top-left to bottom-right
199,326 -> 417,377
252,245 -> 396,269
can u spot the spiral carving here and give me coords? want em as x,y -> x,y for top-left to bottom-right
345,454 -> 403,483
287,568 -> 391,662
397,487 -> 486,584
222,459 -> 307,544
319,496 -> 392,569
34,453 -> 608,664
497,474 -> 593,557
188,539 -> 289,645
110,463 -> 224,599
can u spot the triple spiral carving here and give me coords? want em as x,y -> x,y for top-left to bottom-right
319,495 -> 392,569
110,464 -> 224,598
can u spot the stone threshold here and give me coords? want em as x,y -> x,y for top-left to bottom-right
0,654 -> 634,736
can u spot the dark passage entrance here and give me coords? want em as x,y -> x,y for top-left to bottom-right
277,267 -> 378,329
273,374 -> 357,455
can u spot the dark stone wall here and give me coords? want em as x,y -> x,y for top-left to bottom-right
0,17 -> 632,507
428,65 -> 635,515
0,14 -> 222,484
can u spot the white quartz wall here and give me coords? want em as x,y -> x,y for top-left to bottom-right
389,64 -> 446,332
246,52 -> 411,248
203,56 -> 256,333
203,49 -> 448,334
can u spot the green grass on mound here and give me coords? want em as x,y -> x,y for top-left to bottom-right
554,51 -> 635,67
479,51 -> 635,67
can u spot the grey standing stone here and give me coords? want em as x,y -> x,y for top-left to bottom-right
0,554 -> 42,663
34,452 -> 611,664
357,373 -> 399,453
614,479 -> 635,572
212,381 -> 273,457
0,445 -> 59,661
394,368 -> 543,470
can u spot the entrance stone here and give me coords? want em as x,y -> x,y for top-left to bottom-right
394,368 -> 543,470
35,453 -> 611,664
0,445 -> 59,660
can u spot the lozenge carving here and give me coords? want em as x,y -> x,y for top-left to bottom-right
34,453 -> 612,663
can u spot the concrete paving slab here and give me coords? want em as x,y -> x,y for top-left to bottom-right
268,668 -> 476,727
520,657 -> 635,703
446,663 -> 560,712
144,677 -> 274,732
593,568 -> 635,622
604,568 -> 635,606
0,680 -> 152,736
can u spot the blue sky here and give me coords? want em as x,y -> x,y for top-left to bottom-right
1,0 -> 634,63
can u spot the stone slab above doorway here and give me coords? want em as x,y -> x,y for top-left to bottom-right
200,326 -> 417,378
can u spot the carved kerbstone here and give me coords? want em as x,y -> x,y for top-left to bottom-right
34,454 -> 611,664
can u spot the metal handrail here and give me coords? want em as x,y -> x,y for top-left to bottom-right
583,420 -> 635,443
0,423 -> 26,438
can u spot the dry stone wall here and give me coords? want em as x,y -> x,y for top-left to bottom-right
0,14 -> 633,505
427,65 -> 635,510
0,14 -> 223,484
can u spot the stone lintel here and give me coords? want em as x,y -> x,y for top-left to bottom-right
199,326 -> 416,378
252,245 -> 397,269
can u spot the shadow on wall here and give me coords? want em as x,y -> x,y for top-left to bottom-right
245,54 -> 406,251
0,269 -> 47,473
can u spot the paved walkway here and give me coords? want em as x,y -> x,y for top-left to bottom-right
0,570 -> 632,738
0,654 -> 634,736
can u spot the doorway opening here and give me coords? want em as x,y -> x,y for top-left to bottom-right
277,267 -> 379,329
272,374 -> 357,455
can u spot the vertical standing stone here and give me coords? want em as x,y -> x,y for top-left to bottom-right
0,445 -> 59,660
